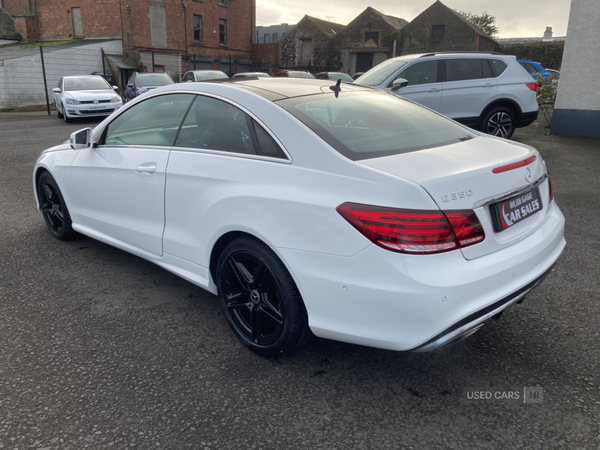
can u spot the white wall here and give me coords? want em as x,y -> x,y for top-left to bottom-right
0,40 -> 122,109
554,0 -> 600,112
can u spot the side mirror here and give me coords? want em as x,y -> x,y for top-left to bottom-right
391,78 -> 409,91
52,87 -> 61,93
70,128 -> 93,150
112,85 -> 119,90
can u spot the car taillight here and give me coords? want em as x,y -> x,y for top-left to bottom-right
336,203 -> 485,255
526,82 -> 538,92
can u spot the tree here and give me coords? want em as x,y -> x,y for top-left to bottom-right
457,11 -> 499,37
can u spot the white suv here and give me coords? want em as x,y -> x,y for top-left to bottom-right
354,52 -> 539,139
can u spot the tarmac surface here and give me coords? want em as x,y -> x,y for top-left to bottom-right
0,113 -> 598,449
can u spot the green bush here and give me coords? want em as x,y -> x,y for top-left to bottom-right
536,75 -> 557,126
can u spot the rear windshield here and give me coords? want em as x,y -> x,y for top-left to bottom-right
137,73 -> 174,87
277,91 -> 476,161
195,71 -> 228,80
287,72 -> 315,79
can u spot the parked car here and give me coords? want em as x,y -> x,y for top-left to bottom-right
518,60 -> 552,81
315,72 -> 354,82
124,72 -> 174,102
273,70 -> 315,79
233,72 -> 271,78
354,52 -> 540,139
34,79 -> 564,356
352,72 -> 365,80
91,71 -> 117,86
546,69 -> 560,80
182,70 -> 229,82
53,75 -> 122,123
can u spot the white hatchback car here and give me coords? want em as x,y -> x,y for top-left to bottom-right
354,52 -> 539,139
34,79 -> 565,355
53,75 -> 123,123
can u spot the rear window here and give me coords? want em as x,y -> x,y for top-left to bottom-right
137,73 -> 174,87
444,59 -> 484,82
489,59 -> 508,77
277,91 -> 476,161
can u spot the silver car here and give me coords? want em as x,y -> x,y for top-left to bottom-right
53,75 -> 123,123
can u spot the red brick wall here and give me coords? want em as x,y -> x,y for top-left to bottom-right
35,0 -> 122,40
252,43 -> 278,63
13,15 -> 37,41
2,0 -> 31,16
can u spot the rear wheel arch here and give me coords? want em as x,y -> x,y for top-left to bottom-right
209,231 -> 263,284
480,99 -> 523,125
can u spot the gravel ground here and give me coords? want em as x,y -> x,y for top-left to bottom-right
0,114 -> 598,449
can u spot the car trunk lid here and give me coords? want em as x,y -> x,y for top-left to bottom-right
358,135 -> 551,259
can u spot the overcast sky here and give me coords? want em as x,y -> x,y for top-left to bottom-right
255,0 -> 572,38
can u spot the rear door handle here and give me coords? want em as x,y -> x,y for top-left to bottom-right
135,163 -> 157,174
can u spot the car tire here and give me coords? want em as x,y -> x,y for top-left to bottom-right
481,106 -> 516,139
216,237 -> 311,356
62,103 -> 72,123
37,171 -> 75,241
56,102 -> 63,119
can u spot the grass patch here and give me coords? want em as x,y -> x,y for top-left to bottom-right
23,40 -> 77,49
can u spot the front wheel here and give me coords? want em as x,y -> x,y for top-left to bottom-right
56,102 -> 63,119
216,237 -> 311,356
37,171 -> 75,240
481,107 -> 516,139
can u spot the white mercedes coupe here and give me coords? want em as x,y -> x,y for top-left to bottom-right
34,79 -> 565,355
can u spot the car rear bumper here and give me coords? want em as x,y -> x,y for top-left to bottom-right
274,201 -> 565,351
518,110 -> 539,128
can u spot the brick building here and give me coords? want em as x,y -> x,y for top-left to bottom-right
2,0 -> 255,80
333,7 -> 408,76
400,1 -> 496,55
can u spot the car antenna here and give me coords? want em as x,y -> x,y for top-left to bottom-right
329,78 -> 342,98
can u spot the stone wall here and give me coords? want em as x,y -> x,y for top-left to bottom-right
279,17 -> 332,70
497,41 -> 565,70
0,8 -> 15,37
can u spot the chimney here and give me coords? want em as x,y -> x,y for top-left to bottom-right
544,26 -> 553,38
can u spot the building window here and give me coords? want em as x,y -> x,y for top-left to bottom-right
219,19 -> 227,45
272,33 -> 279,42
264,34 -> 270,43
364,31 -> 379,46
431,25 -> 445,41
193,15 -> 202,42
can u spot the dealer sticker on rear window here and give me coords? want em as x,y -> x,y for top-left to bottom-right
490,187 -> 542,232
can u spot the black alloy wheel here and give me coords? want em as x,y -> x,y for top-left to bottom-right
62,103 -> 72,123
216,237 -> 311,355
37,172 -> 75,240
482,107 -> 516,139
56,102 -> 63,119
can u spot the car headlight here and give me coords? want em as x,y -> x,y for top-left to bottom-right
111,96 -> 122,103
66,98 -> 80,105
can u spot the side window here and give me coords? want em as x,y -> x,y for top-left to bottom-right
183,73 -> 191,82
103,94 -> 194,147
490,59 -> 508,77
397,61 -> 438,86
253,121 -> 286,159
175,95 -> 255,155
444,59 -> 483,82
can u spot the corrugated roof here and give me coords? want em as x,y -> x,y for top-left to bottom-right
106,54 -> 137,69
306,16 -> 346,36
370,8 -> 409,29
0,38 -> 122,61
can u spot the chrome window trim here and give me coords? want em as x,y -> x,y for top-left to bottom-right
170,146 -> 292,164
93,90 -> 293,163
